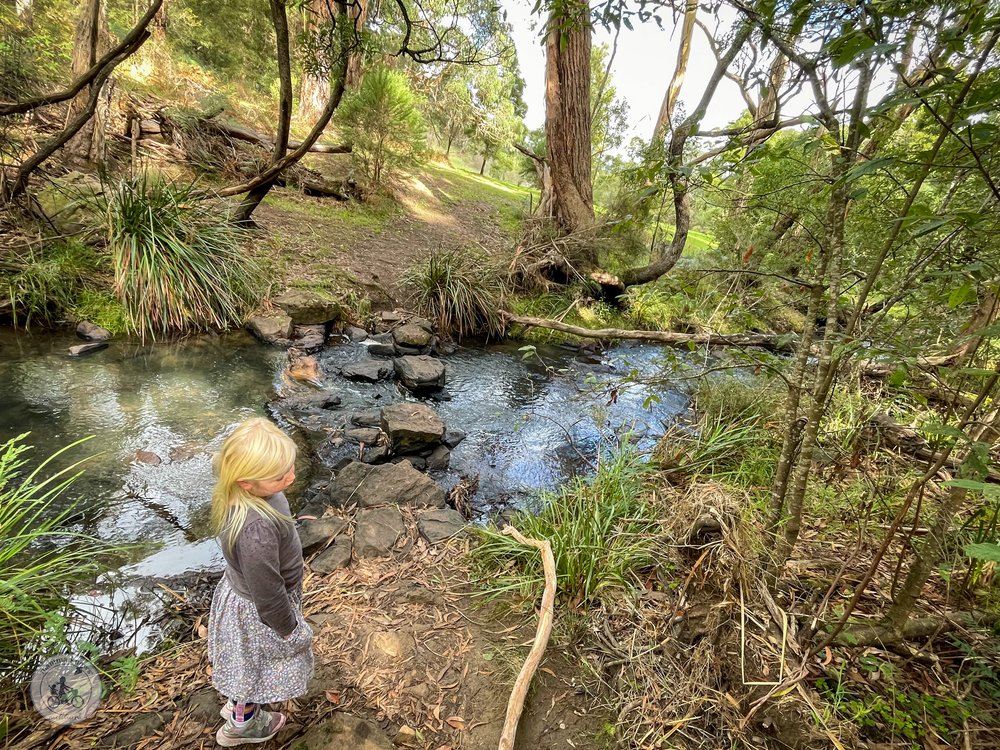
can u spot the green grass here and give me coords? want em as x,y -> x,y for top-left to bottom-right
263,192 -> 400,232
2,240 -> 103,328
422,162 -> 535,237
655,375 -> 783,489
471,440 -> 664,608
98,173 -> 262,338
0,435 -> 126,685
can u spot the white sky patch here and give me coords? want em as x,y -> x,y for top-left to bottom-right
499,0 -> 900,155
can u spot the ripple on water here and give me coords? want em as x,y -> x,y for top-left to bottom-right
1,328 -> 693,578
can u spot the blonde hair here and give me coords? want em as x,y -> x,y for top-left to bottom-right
211,417 -> 297,552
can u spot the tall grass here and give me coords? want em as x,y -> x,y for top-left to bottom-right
3,240 -> 102,328
0,435 -> 119,686
654,375 -> 782,488
404,248 -> 506,339
99,173 -> 261,338
472,441 -> 662,606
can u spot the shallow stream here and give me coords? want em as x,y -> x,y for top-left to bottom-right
1,327 -> 694,646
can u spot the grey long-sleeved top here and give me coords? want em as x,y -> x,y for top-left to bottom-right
220,492 -> 304,638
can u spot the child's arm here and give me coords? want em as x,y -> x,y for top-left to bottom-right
236,520 -> 297,638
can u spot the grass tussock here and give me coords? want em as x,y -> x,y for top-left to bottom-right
0,435 -> 121,685
98,173 -> 262,338
2,240 -> 103,328
404,248 -> 506,339
472,440 -> 664,607
654,375 -> 784,489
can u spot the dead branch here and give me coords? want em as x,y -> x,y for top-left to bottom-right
498,525 -> 556,750
201,119 -> 351,154
869,412 -> 1000,481
0,0 -> 164,117
830,610 -> 1000,646
502,312 -> 795,352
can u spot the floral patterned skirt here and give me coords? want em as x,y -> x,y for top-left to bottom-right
207,573 -> 314,704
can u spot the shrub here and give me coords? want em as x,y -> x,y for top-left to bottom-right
0,435 -> 119,685
403,248 -> 506,339
97,173 -> 262,338
337,67 -> 427,189
3,240 -> 102,328
472,441 -> 662,606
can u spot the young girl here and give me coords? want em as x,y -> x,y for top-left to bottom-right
207,418 -> 313,746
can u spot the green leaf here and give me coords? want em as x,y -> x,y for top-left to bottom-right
949,282 -> 976,308
911,217 -> 952,237
942,479 -> 1000,493
964,542 -> 1000,563
845,157 -> 894,182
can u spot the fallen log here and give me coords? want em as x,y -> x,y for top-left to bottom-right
869,412 -> 1000,481
201,119 -> 351,155
498,526 -> 556,750
502,312 -> 795,352
856,353 -> 961,378
831,610 -> 999,646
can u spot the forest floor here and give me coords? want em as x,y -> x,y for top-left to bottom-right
9,526 -> 607,750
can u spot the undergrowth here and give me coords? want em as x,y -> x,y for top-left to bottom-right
0,435 -> 125,688
404,248 -> 506,339
471,439 -> 664,609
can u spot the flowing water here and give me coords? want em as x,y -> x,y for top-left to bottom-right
1,327 -> 695,648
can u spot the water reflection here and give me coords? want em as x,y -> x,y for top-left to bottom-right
1,328 -> 692,577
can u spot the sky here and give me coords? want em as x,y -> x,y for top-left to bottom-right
500,0 -> 751,147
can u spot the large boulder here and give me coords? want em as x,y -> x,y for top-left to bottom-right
274,290 -> 342,325
328,460 -> 445,508
340,359 -> 392,382
392,322 -> 434,348
289,714 -> 393,750
354,506 -> 404,557
248,313 -> 293,344
380,403 -> 445,453
394,355 -> 446,392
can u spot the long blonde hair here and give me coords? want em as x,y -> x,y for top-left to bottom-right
211,417 -> 297,552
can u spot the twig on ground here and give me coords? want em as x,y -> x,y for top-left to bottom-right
497,525 -> 556,750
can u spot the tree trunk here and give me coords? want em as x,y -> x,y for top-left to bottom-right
234,0 -> 293,225
651,0 -> 697,142
950,281 -> 1000,362
16,0 -> 32,25
343,0 -> 367,87
619,21 -> 752,288
542,3 -> 594,238
883,487 -> 967,636
64,0 -> 109,169
446,133 -> 453,157
299,0 -> 333,119
480,156 -> 487,175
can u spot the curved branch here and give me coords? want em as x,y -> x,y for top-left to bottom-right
3,37 -> 150,200
0,0 -> 164,117
213,66 -> 348,198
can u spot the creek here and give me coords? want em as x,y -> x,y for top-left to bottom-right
0,326 -> 695,648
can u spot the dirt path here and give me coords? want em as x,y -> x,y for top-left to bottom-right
254,161 -> 531,307
8,518 -> 603,750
